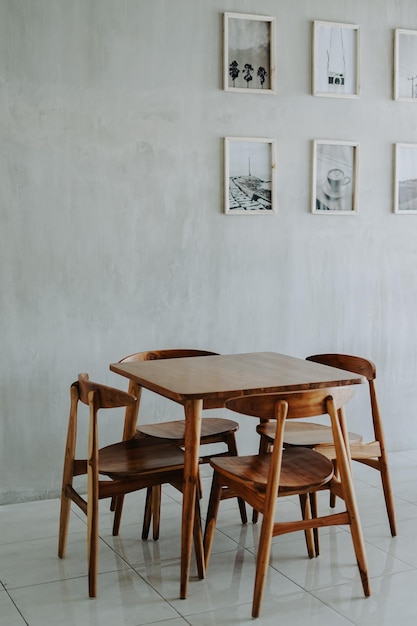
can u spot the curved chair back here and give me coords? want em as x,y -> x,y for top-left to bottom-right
307,354 -> 376,382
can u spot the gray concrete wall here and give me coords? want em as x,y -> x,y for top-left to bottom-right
2,0 -> 417,502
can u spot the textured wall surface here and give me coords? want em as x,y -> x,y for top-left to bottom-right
2,0 -> 417,502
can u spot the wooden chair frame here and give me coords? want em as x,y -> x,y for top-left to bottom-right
280,354 -> 396,536
112,349 -> 247,538
204,387 -> 370,618
58,374 -> 204,597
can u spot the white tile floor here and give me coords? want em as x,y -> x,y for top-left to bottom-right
1,450 -> 417,625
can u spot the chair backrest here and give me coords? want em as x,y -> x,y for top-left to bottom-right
306,353 -> 384,444
75,375 -> 138,450
77,373 -> 137,409
225,387 -> 355,524
225,386 -> 354,421
306,354 -> 376,382
66,375 -> 138,481
116,350 -> 220,434
119,349 -> 219,363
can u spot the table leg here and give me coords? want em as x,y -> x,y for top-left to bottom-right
181,398 -> 204,598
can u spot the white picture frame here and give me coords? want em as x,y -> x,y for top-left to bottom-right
313,20 -> 360,98
312,139 -> 359,214
394,143 -> 417,213
394,29 -> 417,101
223,12 -> 276,93
224,137 -> 276,215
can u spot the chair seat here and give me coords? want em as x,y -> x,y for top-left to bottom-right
257,421 -> 363,447
99,439 -> 185,477
210,447 -> 334,494
137,417 -> 239,442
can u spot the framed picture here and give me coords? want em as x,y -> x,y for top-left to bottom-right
394,143 -> 417,213
224,137 -> 276,214
313,20 -> 360,98
223,12 -> 275,93
394,29 -> 417,101
312,139 -> 359,214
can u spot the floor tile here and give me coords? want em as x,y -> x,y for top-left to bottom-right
7,570 -> 179,626
0,533 -> 129,589
135,546 -> 304,617
363,516 -> 417,568
104,520 -> 200,568
0,589 -> 27,625
313,569 -> 417,625
186,590 -> 354,625
0,500 -> 85,544
262,526 -> 412,592
2,448 -> 417,626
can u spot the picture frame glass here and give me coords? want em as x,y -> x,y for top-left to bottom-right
225,138 -> 275,214
313,141 -> 357,214
314,22 -> 359,97
395,30 -> 417,100
395,144 -> 417,213
225,13 -> 275,93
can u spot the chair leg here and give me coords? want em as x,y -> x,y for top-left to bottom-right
87,492 -> 99,598
252,497 -> 275,618
224,432 -> 247,524
112,495 -> 124,537
348,511 -> 371,597
299,493 -> 315,559
58,490 -> 71,558
58,396 -> 77,558
238,497 -> 248,524
378,456 -> 397,537
152,485 -> 162,541
329,460 -> 338,508
309,491 -> 320,556
142,485 -> 162,541
204,472 -> 223,568
142,487 -> 153,540
252,433 -> 271,523
193,496 -> 205,579
339,475 -> 371,597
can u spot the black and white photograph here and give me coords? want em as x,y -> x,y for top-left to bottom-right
395,143 -> 417,213
225,137 -> 276,214
224,12 -> 275,93
394,29 -> 417,101
312,140 -> 358,214
313,21 -> 360,98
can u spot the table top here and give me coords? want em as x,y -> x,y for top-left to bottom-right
110,352 -> 365,404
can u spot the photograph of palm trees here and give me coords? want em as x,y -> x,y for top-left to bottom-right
224,137 -> 276,214
224,13 -> 275,93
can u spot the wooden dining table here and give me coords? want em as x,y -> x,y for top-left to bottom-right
109,351 -> 365,599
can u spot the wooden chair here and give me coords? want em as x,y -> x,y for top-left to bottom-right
204,387 -> 371,618
257,354 -> 397,536
112,349 -> 247,539
58,374 -> 204,598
